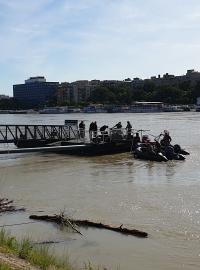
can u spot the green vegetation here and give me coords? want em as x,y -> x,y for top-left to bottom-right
0,263 -> 12,270
0,229 -> 93,270
0,98 -> 25,110
88,80 -> 200,105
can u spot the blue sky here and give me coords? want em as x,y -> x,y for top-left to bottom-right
0,0 -> 200,95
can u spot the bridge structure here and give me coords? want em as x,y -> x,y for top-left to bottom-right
0,124 -> 79,143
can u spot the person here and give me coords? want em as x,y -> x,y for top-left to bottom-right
126,121 -> 132,138
100,125 -> 108,133
99,125 -> 109,142
154,140 -> 161,153
79,121 -> 85,138
134,132 -> 141,143
89,122 -> 94,140
160,130 -> 172,146
132,132 -> 141,148
146,143 -> 154,153
93,121 -> 98,137
114,122 -> 122,129
142,135 -> 150,144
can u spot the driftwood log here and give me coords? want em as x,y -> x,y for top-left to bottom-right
0,198 -> 25,213
29,214 -> 148,238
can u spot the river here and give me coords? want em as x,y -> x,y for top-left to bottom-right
0,112 -> 200,270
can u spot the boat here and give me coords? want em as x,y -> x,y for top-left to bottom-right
12,140 -> 133,156
59,140 -> 132,156
162,105 -> 183,112
129,102 -> 163,113
133,146 -> 168,162
3,120 -> 190,160
83,105 -> 107,113
131,131 -> 189,162
39,107 -> 69,114
162,145 -> 185,160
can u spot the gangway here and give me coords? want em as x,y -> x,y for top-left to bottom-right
0,124 -> 79,143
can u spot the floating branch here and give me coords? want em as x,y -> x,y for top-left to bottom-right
29,214 -> 148,238
0,198 -> 25,213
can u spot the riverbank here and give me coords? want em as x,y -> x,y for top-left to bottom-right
0,229 -> 94,270
0,249 -> 37,270
0,103 -> 195,114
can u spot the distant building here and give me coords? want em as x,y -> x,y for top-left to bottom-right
131,77 -> 144,88
101,80 -> 123,89
147,69 -> 200,87
57,82 -> 72,105
57,80 -> 101,104
13,76 -> 59,106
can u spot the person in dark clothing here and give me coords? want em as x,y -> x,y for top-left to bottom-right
79,121 -> 85,138
112,122 -> 123,139
114,122 -> 122,129
89,122 -> 94,140
100,125 -> 108,133
134,132 -> 141,143
160,130 -> 172,146
154,140 -> 161,153
89,122 -> 94,131
126,121 -> 132,138
100,125 -> 109,141
142,135 -> 150,143
93,121 -> 98,137
132,132 -> 141,148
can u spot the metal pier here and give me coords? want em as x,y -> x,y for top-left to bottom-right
0,124 -> 78,143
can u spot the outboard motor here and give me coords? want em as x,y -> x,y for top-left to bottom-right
164,145 -> 175,160
174,144 -> 181,154
174,144 -> 190,155
165,145 -> 185,160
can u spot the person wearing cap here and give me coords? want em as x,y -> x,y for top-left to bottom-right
79,121 -> 85,138
126,121 -> 132,138
161,130 -> 172,146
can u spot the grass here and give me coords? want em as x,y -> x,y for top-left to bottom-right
0,229 -> 94,270
0,263 -> 12,270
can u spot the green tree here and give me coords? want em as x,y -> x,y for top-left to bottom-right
191,81 -> 200,103
0,98 -> 25,110
89,87 -> 116,104
152,86 -> 183,104
143,81 -> 155,93
179,81 -> 191,91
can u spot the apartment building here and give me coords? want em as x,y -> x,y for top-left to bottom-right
57,80 -> 101,104
146,69 -> 200,86
13,76 -> 59,106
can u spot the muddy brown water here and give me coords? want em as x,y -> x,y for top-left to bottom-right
0,113 -> 200,270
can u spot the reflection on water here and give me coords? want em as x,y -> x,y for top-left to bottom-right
0,113 -> 200,270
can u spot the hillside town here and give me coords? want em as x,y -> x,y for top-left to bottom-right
0,69 -> 200,112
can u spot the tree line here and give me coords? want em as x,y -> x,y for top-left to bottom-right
88,80 -> 200,105
1,80 -> 200,110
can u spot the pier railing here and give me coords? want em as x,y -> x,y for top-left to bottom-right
0,125 -> 79,143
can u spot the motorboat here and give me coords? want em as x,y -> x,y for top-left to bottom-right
133,146 -> 168,162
